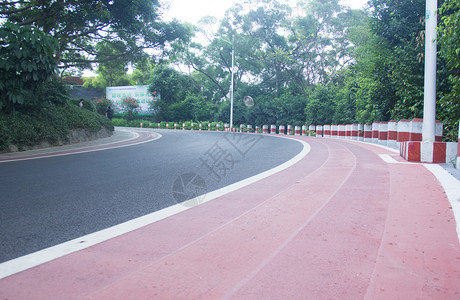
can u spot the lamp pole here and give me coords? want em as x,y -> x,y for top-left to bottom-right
230,40 -> 234,130
220,37 -> 234,130
422,0 -> 437,142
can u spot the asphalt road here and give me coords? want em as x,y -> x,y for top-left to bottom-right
0,130 -> 303,263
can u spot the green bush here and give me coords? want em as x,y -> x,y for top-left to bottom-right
0,100 -> 113,151
128,120 -> 141,127
183,121 -> 191,130
95,97 -> 112,115
201,121 -> 209,130
111,118 -> 128,126
69,98 -> 96,112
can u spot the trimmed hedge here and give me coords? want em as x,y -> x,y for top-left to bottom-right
0,101 -> 114,151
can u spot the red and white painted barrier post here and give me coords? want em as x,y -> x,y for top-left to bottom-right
140,122 -> 143,128
316,125 -> 323,137
309,125 -> 315,136
436,120 -> 443,141
240,124 -> 244,132
409,118 -> 423,141
331,125 -> 338,138
357,124 -> 364,141
338,125 -> 346,139
387,120 -> 397,148
271,124 -> 276,134
378,121 -> 388,146
263,125 -> 269,134
247,124 -> 252,133
166,123 -> 169,129
397,119 -> 410,144
158,123 -> 160,129
364,124 -> 372,142
287,125 -> 293,135
198,123 -> 201,131
279,125 -> 286,135
371,122 -> 379,143
295,126 -> 301,136
345,124 -> 351,139
401,141 -> 458,163
302,125 -> 307,136
351,124 -> 358,140
323,125 -> 331,137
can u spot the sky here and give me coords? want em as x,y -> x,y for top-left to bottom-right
85,0 -> 369,76
162,0 -> 369,25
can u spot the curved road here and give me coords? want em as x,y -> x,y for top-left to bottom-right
0,129 -> 303,263
1,130 -> 459,299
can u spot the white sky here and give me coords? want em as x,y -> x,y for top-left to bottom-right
161,0 -> 369,25
84,0 -> 369,76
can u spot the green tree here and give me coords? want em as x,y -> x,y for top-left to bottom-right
305,85 -> 336,125
0,0 -> 192,70
0,23 -> 58,112
148,66 -> 196,121
131,57 -> 155,85
438,0 -> 460,140
95,40 -> 132,87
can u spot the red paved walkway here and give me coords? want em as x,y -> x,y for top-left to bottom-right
0,135 -> 459,299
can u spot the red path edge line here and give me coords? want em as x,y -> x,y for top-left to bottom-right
0,128 -> 160,163
0,135 -> 459,299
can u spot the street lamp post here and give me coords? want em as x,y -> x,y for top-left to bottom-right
230,41 -> 234,130
422,0 -> 437,142
221,37 -> 234,130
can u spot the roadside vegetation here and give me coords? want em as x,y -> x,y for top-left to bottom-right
0,0 -> 189,151
0,0 -> 458,151
90,0 -> 459,141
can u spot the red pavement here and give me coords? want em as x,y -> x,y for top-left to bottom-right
0,135 -> 459,299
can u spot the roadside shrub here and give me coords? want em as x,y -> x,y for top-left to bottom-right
95,96 -> 112,115
183,121 -> 191,130
69,98 -> 96,112
0,100 -> 113,152
111,118 -> 128,127
119,97 -> 140,120
128,120 -> 141,127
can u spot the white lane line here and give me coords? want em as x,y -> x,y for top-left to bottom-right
378,154 -> 413,164
0,138 -> 311,280
378,154 -> 399,164
0,129 -> 161,164
423,164 -> 460,242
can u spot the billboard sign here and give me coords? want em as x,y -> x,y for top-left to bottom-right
106,85 -> 157,114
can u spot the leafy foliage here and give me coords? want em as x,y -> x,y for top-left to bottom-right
0,23 -> 58,111
0,100 -> 113,151
0,0 -> 192,70
119,97 -> 140,120
438,0 -> 460,140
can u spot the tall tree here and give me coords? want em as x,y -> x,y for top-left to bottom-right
0,23 -> 59,110
0,0 -> 192,70
437,0 -> 460,140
